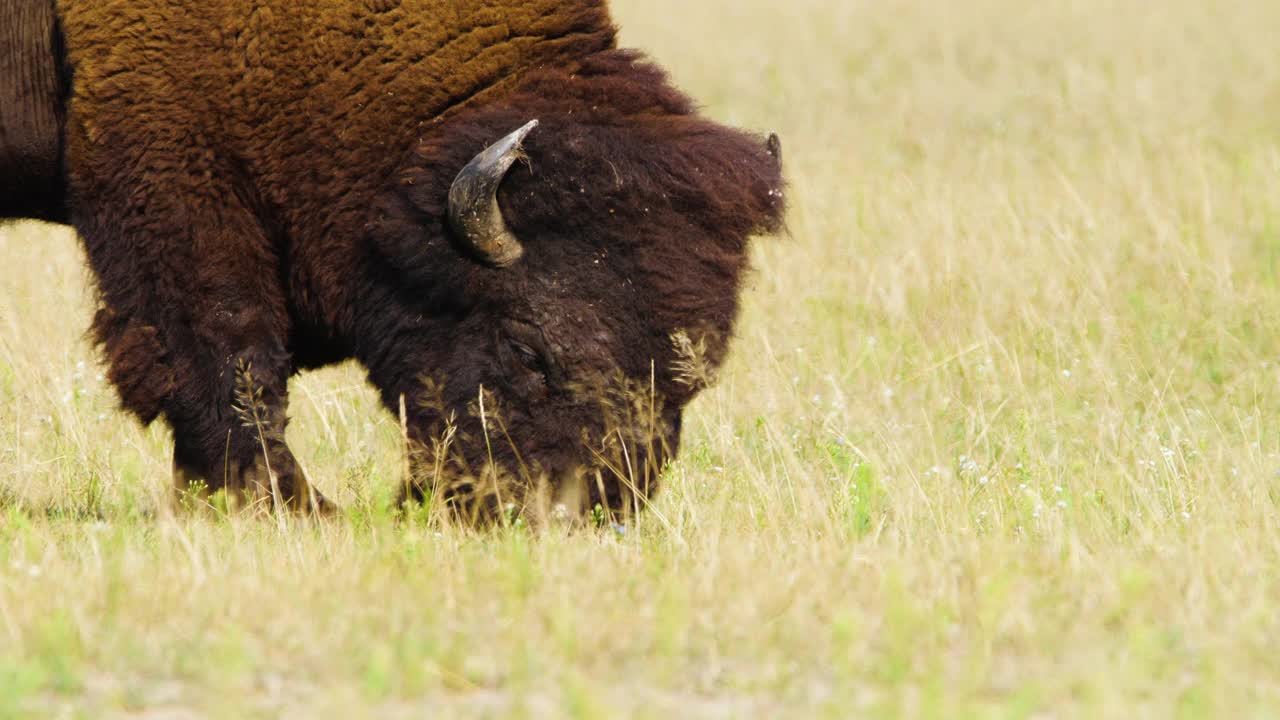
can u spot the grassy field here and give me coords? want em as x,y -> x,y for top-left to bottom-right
4,0 -> 1280,716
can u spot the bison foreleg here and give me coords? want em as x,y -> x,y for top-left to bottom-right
77,208 -> 326,512
66,107 -> 331,513
168,330 -> 326,514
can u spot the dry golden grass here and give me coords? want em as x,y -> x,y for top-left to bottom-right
4,0 -> 1280,716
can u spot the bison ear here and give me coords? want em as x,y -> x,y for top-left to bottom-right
448,120 -> 539,268
766,133 -> 782,165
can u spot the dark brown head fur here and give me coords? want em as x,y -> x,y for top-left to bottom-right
362,51 -> 784,515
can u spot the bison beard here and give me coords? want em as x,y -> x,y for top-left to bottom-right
4,0 -> 785,518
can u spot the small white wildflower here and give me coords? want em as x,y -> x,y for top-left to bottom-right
1061,370 -> 1071,378
881,386 -> 895,400
27,565 -> 41,578
1180,511 -> 1191,520
1057,500 -> 1067,508
1161,447 -> 1175,459
978,476 -> 990,486
1055,485 -> 1064,494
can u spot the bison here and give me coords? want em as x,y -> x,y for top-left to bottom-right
0,0 -> 785,518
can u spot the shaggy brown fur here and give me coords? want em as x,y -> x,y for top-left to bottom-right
12,0 -> 785,514
0,0 -> 66,222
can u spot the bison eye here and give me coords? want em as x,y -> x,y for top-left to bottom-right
509,339 -> 541,372
501,321 -> 552,386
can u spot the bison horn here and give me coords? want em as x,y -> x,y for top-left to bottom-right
448,120 -> 539,267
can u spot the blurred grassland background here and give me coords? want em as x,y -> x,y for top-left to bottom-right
4,0 -> 1280,716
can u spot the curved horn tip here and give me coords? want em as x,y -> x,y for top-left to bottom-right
478,119 -> 541,170
515,118 -> 540,141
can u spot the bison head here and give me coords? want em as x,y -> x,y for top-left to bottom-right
363,52 -> 785,521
